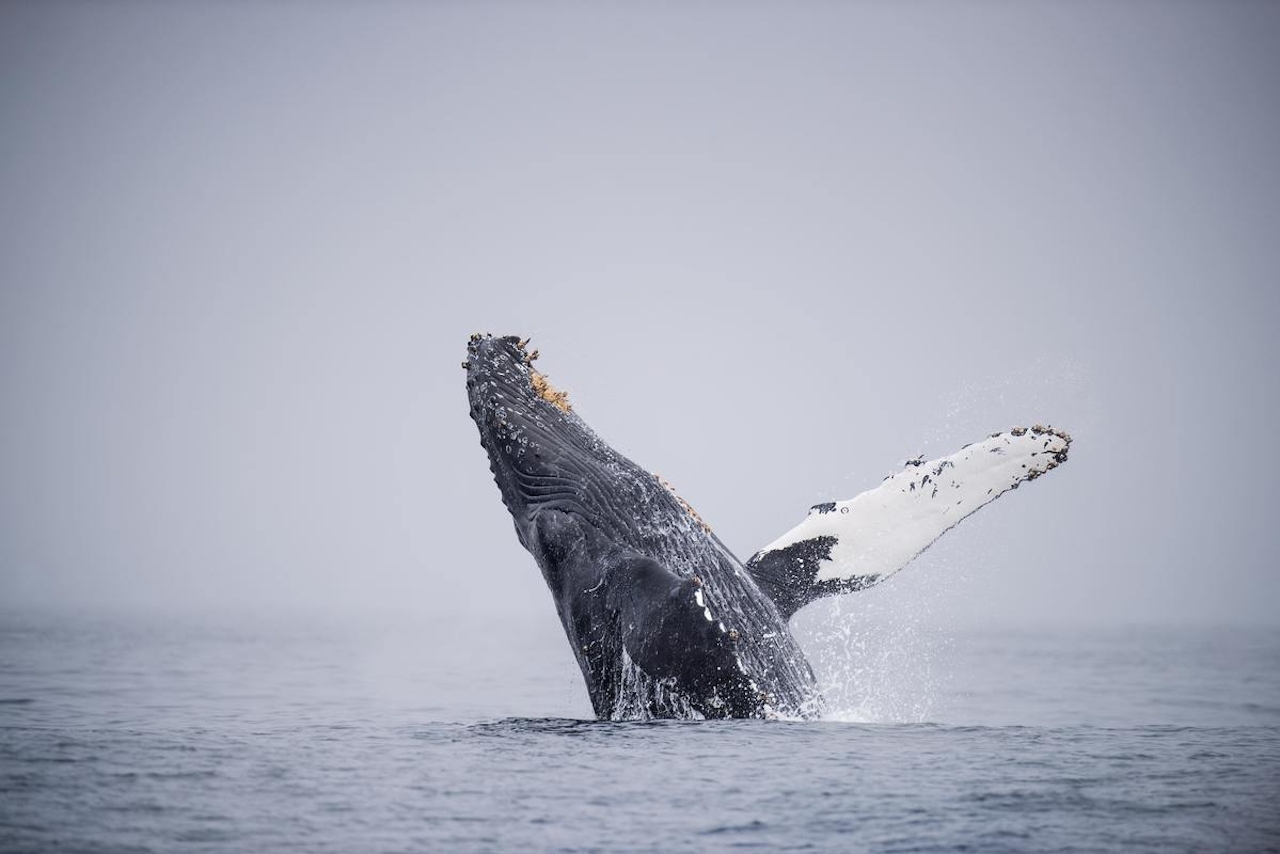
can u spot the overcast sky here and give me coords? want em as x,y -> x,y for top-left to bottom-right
2,1 -> 1278,628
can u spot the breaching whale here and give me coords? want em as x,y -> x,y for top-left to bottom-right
465,334 -> 1070,720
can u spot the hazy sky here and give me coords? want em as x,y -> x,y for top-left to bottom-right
2,1 -> 1278,627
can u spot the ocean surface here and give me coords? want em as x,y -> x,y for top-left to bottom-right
2,607 -> 1278,853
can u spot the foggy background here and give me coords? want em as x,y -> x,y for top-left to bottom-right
3,1 -> 1278,633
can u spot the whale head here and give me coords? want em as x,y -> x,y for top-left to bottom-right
464,333 -> 648,552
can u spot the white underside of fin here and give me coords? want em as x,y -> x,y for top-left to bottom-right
754,426 -> 1070,586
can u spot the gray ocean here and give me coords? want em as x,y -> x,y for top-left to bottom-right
2,606 -> 1278,853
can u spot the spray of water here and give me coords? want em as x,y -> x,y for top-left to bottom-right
925,354 -> 1097,450
610,648 -> 703,720
787,357 -> 1088,723
792,580 -> 956,723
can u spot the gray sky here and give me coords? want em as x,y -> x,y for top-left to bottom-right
2,1 -> 1278,627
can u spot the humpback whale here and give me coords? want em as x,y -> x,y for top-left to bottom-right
465,334 -> 1070,720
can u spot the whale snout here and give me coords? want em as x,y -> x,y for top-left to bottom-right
465,333 -> 591,519
465,332 -> 579,423
466,334 -> 535,459
465,333 -> 544,433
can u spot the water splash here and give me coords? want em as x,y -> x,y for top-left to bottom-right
610,648 -> 704,721
793,572 -> 958,724
787,355 -> 1090,723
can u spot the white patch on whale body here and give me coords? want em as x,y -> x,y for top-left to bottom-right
753,426 -> 1070,588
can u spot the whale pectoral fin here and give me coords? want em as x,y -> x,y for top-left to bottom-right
605,555 -> 761,718
746,426 -> 1071,619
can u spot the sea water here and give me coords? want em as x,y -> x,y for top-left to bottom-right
2,607 -> 1278,853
